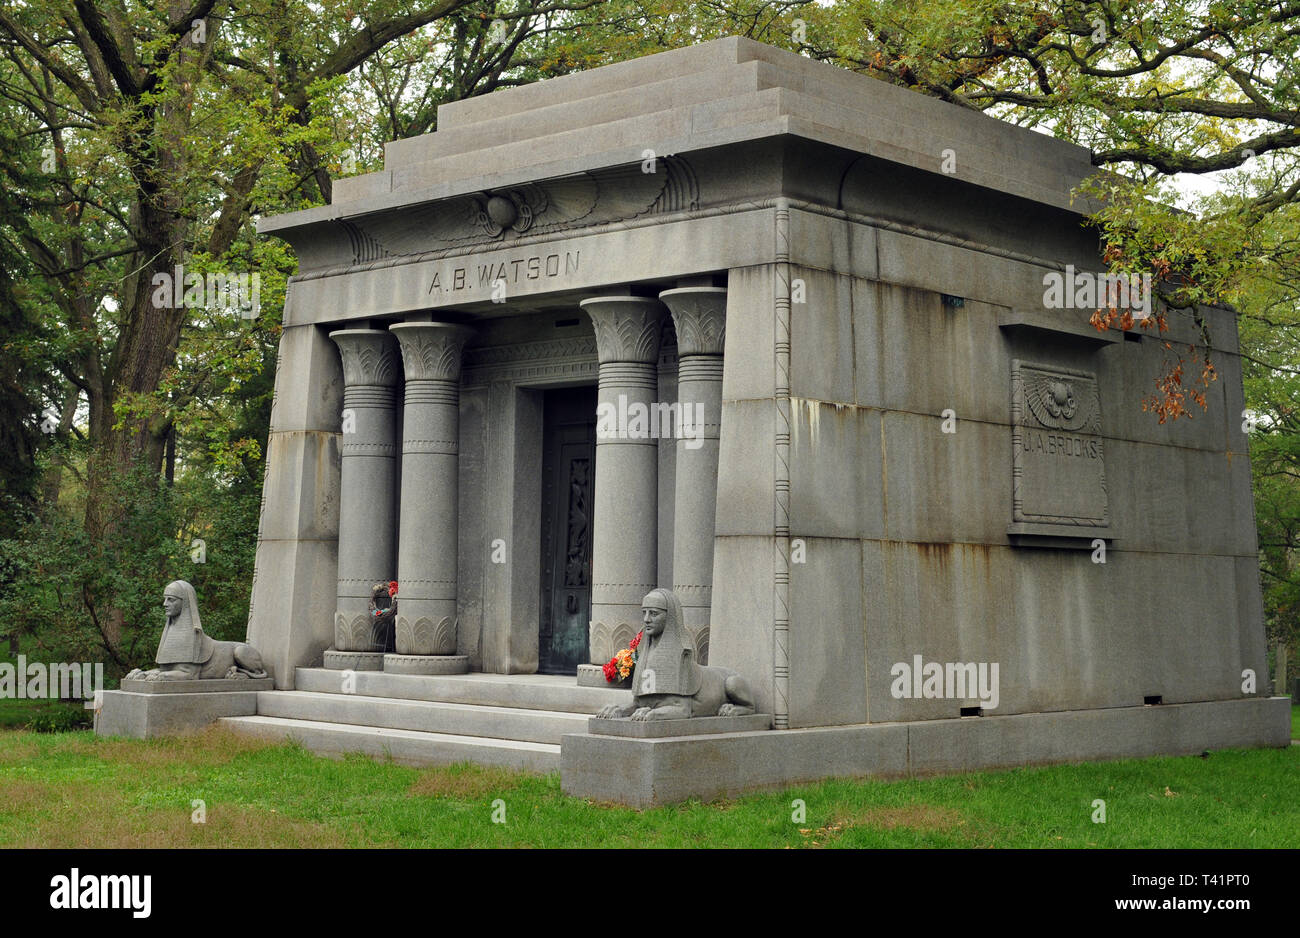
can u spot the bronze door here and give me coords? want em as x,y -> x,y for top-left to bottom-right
539,386 -> 597,675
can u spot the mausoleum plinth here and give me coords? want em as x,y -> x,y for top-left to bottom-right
562,697 -> 1291,807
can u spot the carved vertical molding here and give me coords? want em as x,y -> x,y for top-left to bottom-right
772,201 -> 792,730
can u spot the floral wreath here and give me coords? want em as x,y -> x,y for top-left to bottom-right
372,581 -> 398,616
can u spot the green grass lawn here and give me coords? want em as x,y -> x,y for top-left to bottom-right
1,714 -> 1296,848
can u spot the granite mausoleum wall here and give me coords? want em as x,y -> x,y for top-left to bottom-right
707,200 -> 1262,728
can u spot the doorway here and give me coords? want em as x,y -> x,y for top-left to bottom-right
538,385 -> 597,674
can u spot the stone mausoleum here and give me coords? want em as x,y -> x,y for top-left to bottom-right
225,36 -> 1288,805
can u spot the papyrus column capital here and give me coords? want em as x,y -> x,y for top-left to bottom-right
389,322 -> 474,383
581,296 -> 664,365
660,286 -> 727,358
329,329 -> 401,387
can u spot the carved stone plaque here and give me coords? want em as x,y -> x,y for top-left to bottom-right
1010,360 -> 1108,527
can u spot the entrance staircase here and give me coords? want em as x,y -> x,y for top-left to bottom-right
221,668 -> 624,772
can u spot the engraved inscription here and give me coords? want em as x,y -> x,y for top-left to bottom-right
426,251 -> 581,295
1011,361 -> 1108,526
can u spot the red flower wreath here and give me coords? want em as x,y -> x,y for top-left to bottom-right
603,630 -> 644,683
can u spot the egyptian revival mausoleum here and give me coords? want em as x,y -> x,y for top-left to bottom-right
102,37 -> 1290,805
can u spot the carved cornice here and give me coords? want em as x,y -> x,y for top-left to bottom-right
459,336 -> 597,388
389,322 -> 473,383
660,287 -> 727,357
581,296 -> 664,365
344,157 -> 699,262
329,329 -> 401,387
464,335 -> 596,368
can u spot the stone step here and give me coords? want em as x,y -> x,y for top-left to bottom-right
385,61 -> 770,167
256,690 -> 589,744
294,667 -> 625,714
387,89 -> 782,195
220,715 -> 561,772
435,36 -> 756,130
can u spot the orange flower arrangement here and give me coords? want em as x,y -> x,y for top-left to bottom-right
602,630 -> 643,683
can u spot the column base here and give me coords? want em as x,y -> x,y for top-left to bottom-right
323,650 -> 386,671
383,653 -> 470,675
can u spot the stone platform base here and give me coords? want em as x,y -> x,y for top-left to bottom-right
576,664 -> 629,689
561,697 -> 1293,808
323,650 -> 385,671
95,685 -> 261,739
382,654 -> 470,675
589,713 -> 772,737
121,677 -> 274,694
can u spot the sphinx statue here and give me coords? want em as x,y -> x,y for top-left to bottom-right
125,580 -> 268,682
596,588 -> 755,721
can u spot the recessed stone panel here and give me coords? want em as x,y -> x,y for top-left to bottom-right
1010,360 -> 1108,528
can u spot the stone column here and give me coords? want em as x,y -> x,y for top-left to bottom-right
580,296 -> 664,665
387,322 -> 473,675
659,286 -> 726,664
327,328 -> 400,670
